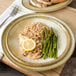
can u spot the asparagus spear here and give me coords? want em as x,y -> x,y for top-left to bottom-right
54,36 -> 58,58
43,41 -> 50,59
42,27 -> 54,53
44,27 -> 48,39
48,37 -> 53,57
42,27 -> 47,49
52,35 -> 58,58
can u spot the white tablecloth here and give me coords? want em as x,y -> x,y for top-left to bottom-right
0,0 -> 34,59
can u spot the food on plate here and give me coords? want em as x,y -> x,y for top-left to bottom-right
30,0 -> 47,8
37,0 -> 52,5
19,22 -> 58,59
22,38 -> 36,52
51,0 -> 66,3
30,0 -> 67,8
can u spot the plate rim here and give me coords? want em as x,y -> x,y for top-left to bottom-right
1,13 -> 75,71
22,0 -> 72,12
6,13 -> 71,67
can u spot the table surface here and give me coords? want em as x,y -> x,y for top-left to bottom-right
0,0 -> 76,76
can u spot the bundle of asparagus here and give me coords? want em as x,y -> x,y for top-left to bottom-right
42,27 -> 58,59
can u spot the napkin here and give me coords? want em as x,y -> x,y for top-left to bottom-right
0,0 -> 34,59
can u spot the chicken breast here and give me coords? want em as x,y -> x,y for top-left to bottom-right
37,0 -> 52,5
19,33 -> 42,59
30,0 -> 47,8
30,0 -> 67,8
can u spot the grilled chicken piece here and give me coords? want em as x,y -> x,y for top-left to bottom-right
23,50 -> 42,59
19,34 -> 42,59
30,0 -> 47,8
37,0 -> 52,5
51,0 -> 66,3
30,0 -> 67,8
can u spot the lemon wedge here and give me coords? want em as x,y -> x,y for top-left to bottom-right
22,38 -> 36,52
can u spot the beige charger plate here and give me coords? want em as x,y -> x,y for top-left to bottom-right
22,0 -> 72,12
1,13 -> 75,71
